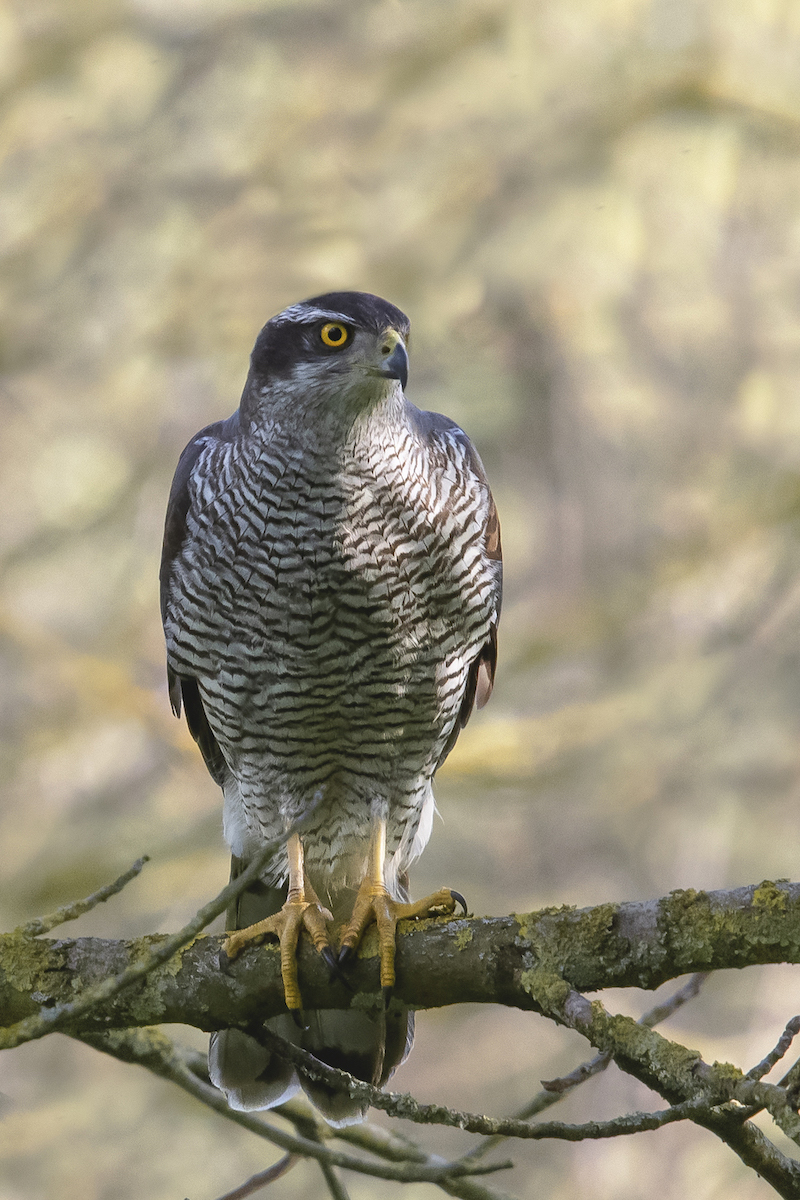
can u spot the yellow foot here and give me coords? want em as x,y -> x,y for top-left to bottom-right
337,883 -> 466,995
222,889 -> 334,1014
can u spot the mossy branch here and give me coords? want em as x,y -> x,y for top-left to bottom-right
6,876 -> 800,1196
3,880 -> 800,1037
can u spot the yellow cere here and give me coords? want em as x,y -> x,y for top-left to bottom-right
320,322 -> 349,347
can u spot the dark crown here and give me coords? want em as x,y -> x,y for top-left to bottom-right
248,291 -> 410,385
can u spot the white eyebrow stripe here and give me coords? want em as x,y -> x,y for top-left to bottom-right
272,305 -> 355,326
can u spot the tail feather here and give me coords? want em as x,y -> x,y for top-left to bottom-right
211,857 -> 412,1124
209,1020 -> 300,1111
298,1007 -> 412,1127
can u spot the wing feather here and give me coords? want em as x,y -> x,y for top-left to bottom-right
409,406 -> 503,767
160,415 -> 239,785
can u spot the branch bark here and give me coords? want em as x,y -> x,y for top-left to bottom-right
2,879 -> 800,1035
6,877 -> 800,1197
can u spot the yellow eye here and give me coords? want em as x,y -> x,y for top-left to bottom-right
320,322 -> 349,348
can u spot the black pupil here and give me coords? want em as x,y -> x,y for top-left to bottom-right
328,326 -> 344,342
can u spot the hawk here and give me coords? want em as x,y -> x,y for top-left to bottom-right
160,291 -> 502,1124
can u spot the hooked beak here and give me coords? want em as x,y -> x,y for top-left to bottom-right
379,329 -> 409,390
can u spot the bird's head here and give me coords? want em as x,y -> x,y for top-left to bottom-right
240,291 -> 411,435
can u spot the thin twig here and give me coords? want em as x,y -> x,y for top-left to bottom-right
247,1029 -> 708,1144
639,973 -> 709,1029
539,1052 -> 611,1096
731,1048 -> 800,1136
317,1152 -> 352,1200
456,1050 -> 613,1169
73,1029 -> 512,1186
157,1041 -> 519,1200
332,1117 -> 429,1165
211,1154 -> 298,1200
0,814 -> 312,1051
273,974 -> 709,1147
536,974 -> 708,1101
167,1051 -> 432,1168
333,1124 -> 517,1200
284,1103 -> 353,1200
779,1057 -> 800,1092
333,1119 -> 524,1199
185,1025 -> 704,1141
12,857 -> 149,937
747,1017 -> 800,1081
690,1063 -> 800,1148
463,971 -> 710,1165
534,972 -> 800,1197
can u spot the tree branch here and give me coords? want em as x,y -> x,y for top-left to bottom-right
7,879 -> 800,1197
171,1047 -> 524,1200
73,1028 -> 512,1188
524,968 -> 800,1199
211,1154 -> 298,1200
0,815 -> 311,1050
459,972 -> 708,1165
3,881 -> 800,1035
747,1016 -> 800,1082
12,857 -> 149,938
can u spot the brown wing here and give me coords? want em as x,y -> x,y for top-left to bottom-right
409,407 -> 503,769
456,490 -> 502,727
160,415 -> 239,787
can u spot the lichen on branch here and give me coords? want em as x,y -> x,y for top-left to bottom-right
3,880 -> 800,1040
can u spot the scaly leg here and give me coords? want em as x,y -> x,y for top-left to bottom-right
338,814 -> 466,999
222,833 -> 334,1014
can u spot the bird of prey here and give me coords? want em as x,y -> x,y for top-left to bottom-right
160,291 -> 502,1124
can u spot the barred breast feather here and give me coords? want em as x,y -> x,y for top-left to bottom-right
162,402 -> 500,895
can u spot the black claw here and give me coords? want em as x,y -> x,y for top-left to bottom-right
382,985 -> 393,1010
321,945 -> 355,991
218,948 -> 232,973
450,889 -> 468,916
338,944 -> 354,967
290,1006 -> 305,1030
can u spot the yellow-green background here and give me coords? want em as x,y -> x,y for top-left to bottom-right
2,1 -> 800,1197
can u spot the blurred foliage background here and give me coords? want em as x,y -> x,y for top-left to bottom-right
2,0 -> 800,1197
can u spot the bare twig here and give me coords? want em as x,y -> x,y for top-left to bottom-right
246,1029 -> 708,1144
247,972 -> 800,1196
283,1102 -> 353,1200
324,1112 -> 429,1165
72,1029 -> 512,1187
332,1125 -> 521,1200
463,972 -> 711,1168
526,969 -> 800,1199
316,1153 -> 352,1200
334,1123 -> 517,1200
489,1099 -> 708,1140
164,1042 -> 519,1200
539,1052 -> 611,1095
178,1025 -> 707,1142
747,1017 -> 800,1081
538,974 -> 708,1100
1,815 -> 311,1051
12,857 -> 149,937
689,1063 -> 800,1148
558,975 -> 707,1102
211,1154 -> 298,1200
639,973 -> 709,1028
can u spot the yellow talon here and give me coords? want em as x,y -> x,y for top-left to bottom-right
337,814 -> 462,992
222,833 -> 333,1013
